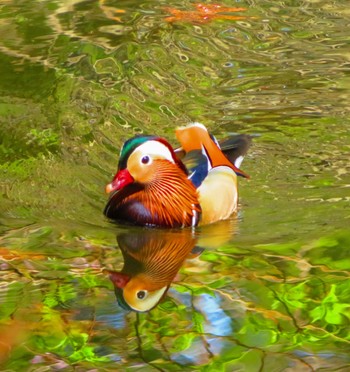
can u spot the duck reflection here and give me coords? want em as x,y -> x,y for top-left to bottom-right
109,229 -> 202,312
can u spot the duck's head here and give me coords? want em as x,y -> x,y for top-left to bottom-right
105,135 -> 187,194
104,135 -> 199,227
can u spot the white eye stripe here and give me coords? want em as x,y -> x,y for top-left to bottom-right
136,141 -> 175,163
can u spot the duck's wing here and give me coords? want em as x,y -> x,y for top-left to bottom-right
177,149 -> 209,188
175,123 -> 253,225
175,122 -> 250,179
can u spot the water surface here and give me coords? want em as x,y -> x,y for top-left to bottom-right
0,0 -> 349,370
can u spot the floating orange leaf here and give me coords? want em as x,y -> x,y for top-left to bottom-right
0,247 -> 45,261
0,320 -> 28,364
164,3 -> 248,24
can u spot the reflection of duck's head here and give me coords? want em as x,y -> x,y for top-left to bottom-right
109,229 -> 199,312
110,271 -> 169,312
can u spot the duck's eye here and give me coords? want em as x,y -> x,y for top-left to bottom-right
137,290 -> 147,299
141,155 -> 150,164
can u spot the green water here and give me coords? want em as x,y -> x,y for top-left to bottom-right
0,0 -> 349,370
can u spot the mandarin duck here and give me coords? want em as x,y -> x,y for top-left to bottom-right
104,123 -> 251,227
109,229 -> 202,312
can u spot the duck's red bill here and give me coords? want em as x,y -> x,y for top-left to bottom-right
106,169 -> 134,193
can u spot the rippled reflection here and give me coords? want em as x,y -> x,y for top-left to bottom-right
109,229 -> 201,312
108,219 -> 237,312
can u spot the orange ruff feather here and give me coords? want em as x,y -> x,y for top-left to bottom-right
122,160 -> 200,227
